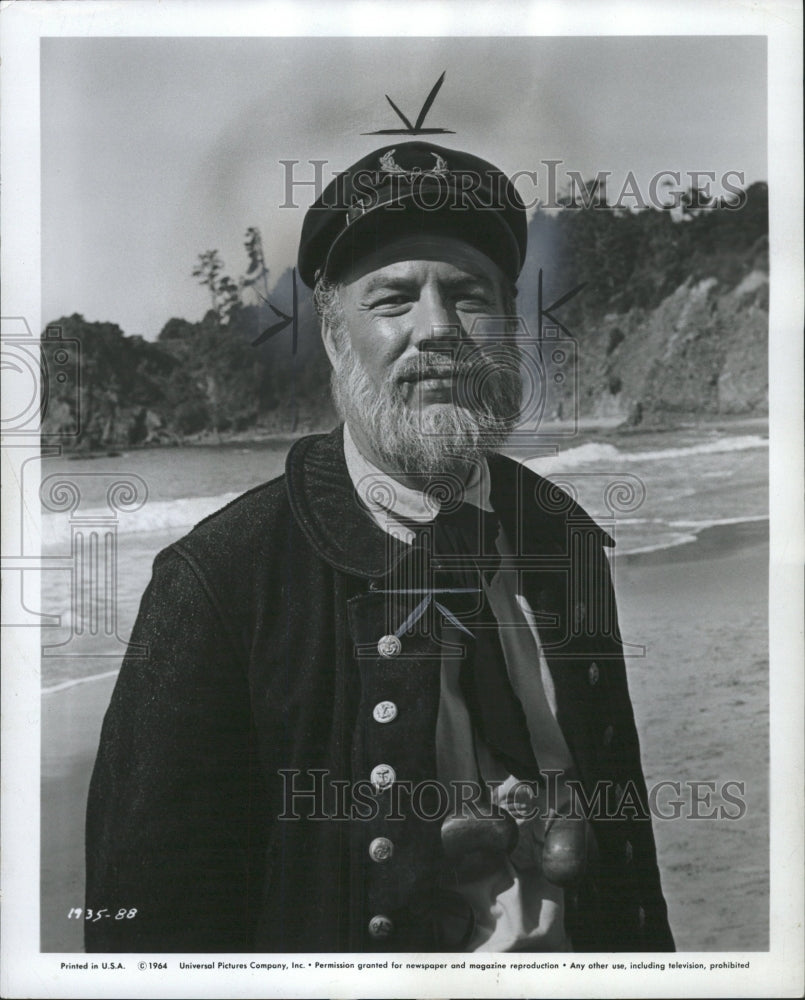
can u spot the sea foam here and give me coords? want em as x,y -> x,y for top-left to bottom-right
41,435 -> 768,547
42,492 -> 241,548
525,434 -> 767,475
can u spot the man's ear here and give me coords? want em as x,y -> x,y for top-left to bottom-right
320,321 -> 340,368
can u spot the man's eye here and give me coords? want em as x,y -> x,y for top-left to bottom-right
371,295 -> 411,310
456,297 -> 494,311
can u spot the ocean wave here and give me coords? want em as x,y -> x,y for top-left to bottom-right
42,492 -> 240,548
613,515 -> 768,558
613,532 -> 700,557
626,435 -> 768,463
40,435 -> 767,546
526,434 -> 767,474
43,668 -> 120,695
525,442 -> 622,472
668,514 -> 769,529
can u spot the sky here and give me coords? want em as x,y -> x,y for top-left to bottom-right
41,35 -> 767,340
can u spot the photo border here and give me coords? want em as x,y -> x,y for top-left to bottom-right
1,2 -> 802,997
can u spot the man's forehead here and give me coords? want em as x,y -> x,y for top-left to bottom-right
339,235 -> 506,290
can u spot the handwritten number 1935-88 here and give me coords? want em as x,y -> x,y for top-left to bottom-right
67,908 -> 137,921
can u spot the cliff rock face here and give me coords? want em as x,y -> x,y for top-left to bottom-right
42,186 -> 768,446
576,245 -> 768,425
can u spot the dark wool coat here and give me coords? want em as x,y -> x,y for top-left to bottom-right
85,426 -> 674,953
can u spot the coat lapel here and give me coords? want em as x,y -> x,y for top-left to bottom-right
286,426 -> 613,583
285,426 -> 408,578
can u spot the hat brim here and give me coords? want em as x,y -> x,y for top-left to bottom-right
320,192 -> 522,287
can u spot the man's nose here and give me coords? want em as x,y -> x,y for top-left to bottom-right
411,291 -> 463,350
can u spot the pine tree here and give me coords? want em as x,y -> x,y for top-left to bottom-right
192,250 -> 224,313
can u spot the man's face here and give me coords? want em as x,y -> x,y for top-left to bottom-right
322,235 -> 523,476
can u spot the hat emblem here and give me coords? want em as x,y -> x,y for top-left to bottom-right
343,150 -> 453,229
378,149 -> 451,178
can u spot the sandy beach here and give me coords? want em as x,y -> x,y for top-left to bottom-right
616,534 -> 768,951
41,531 -> 768,953
42,674 -> 118,953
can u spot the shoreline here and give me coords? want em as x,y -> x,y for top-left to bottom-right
41,530 -> 769,952
40,516 -> 770,697
615,515 -> 768,564
55,413 -> 769,459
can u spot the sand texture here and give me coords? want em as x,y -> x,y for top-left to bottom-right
41,539 -> 768,953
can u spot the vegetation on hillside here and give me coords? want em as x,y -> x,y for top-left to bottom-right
42,183 -> 768,449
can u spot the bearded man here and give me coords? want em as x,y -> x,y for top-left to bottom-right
85,142 -> 674,953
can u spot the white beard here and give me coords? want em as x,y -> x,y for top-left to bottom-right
330,337 -> 523,475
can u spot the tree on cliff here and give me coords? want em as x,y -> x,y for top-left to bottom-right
192,250 -> 223,313
192,250 -> 243,325
42,184 -> 768,448
241,227 -> 270,304
41,314 -> 196,448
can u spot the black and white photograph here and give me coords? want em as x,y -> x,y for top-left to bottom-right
1,2 -> 802,998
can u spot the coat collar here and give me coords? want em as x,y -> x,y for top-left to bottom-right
285,425 -> 613,579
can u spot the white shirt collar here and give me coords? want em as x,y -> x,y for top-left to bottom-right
343,422 -> 493,542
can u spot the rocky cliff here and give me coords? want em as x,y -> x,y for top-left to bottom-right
42,183 -> 768,447
575,238 -> 768,424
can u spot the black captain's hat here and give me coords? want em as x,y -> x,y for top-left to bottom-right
297,141 -> 528,288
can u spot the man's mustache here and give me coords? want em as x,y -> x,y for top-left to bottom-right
393,350 -> 502,383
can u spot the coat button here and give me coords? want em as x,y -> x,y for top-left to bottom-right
370,764 -> 396,791
368,914 -> 393,939
377,634 -> 401,658
368,836 -> 394,862
373,700 -> 398,724
588,662 -> 600,686
603,724 -> 614,747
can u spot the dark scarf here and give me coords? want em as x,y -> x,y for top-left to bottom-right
408,500 -> 540,780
